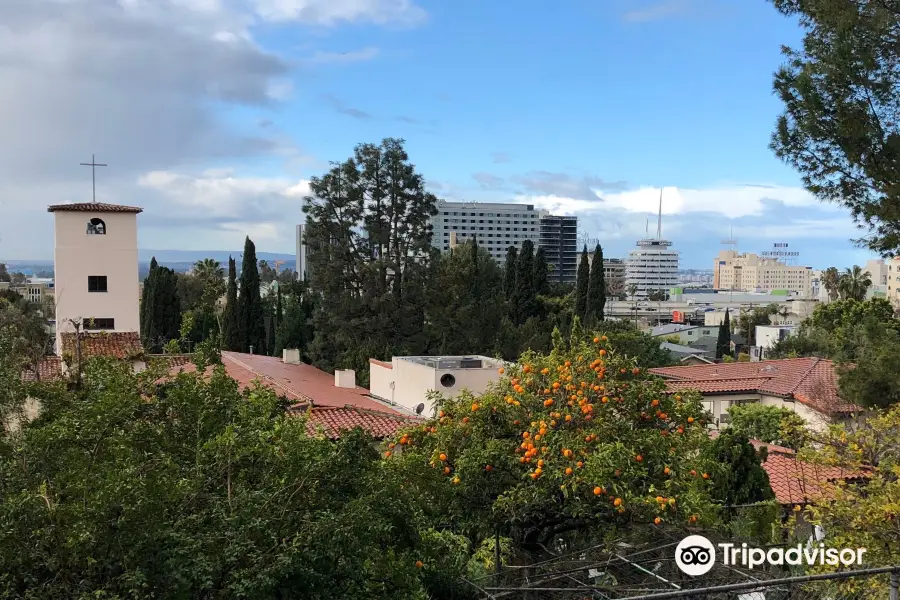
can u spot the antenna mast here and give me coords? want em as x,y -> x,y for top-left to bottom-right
656,188 -> 663,239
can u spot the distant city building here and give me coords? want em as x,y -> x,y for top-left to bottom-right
712,250 -> 813,296
295,224 -> 308,281
48,202 -> 142,354
429,201 -> 542,264
625,190 -> 679,299
540,215 -> 578,284
0,278 -> 55,316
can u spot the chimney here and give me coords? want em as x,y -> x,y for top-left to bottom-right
282,348 -> 301,364
335,369 -> 356,389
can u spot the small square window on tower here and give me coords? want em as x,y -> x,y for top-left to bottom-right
88,275 -> 108,292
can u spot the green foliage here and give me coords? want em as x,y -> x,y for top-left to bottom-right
735,304 -> 777,346
514,240 -> 537,325
706,432 -> 774,507
728,403 -> 808,450
769,0 -> 900,255
574,246 -> 589,321
0,353 -> 470,599
237,237 -> 266,355
532,247 -> 548,297
140,257 -> 181,353
716,309 -> 731,359
586,244 -> 605,324
222,256 -> 240,352
590,321 -> 675,368
503,246 -> 518,305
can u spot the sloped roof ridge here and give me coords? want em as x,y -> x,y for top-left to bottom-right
223,352 -> 314,404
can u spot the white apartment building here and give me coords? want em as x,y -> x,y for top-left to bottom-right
369,355 -> 506,417
713,250 -> 812,296
885,257 -> 900,306
626,238 -> 680,299
430,201 -> 543,263
49,202 -> 142,352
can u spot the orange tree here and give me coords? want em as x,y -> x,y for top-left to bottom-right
385,334 -> 719,552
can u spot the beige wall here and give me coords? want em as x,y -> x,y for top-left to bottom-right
369,358 -> 503,417
713,250 -> 812,296
54,211 -> 140,349
699,391 -> 830,433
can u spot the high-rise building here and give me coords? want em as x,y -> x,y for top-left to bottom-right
48,202 -> 142,352
713,250 -> 812,296
296,223 -> 308,281
625,191 -> 679,299
539,215 -> 578,284
429,201 -> 542,263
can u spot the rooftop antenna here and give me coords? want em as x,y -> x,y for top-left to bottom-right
645,217 -> 649,237
720,225 -> 737,250
656,188 -> 663,240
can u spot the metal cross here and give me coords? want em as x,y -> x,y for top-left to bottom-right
80,154 -> 107,202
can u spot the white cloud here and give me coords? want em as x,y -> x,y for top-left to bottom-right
515,183 -> 829,219
252,0 -> 426,25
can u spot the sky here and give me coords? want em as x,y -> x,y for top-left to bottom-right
0,0 -> 877,269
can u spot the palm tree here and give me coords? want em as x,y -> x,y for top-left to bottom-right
822,266 -> 841,302
838,265 -> 872,301
194,258 -> 224,282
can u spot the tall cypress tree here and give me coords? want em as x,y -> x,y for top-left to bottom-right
533,246 -> 548,297
574,245 -> 590,321
716,309 -> 732,359
222,256 -> 239,351
237,236 -> 265,354
515,240 -> 536,324
503,245 -> 518,302
587,244 -> 605,323
140,257 -> 159,345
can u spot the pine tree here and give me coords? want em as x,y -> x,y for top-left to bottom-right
237,237 -> 265,354
276,285 -> 283,326
139,258 -> 181,352
222,256 -> 240,351
716,309 -> 732,360
515,240 -> 536,325
574,245 -> 589,320
587,244 -> 605,324
533,247 -> 548,297
140,257 -> 159,346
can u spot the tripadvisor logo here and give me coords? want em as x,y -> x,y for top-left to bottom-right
675,535 -> 867,576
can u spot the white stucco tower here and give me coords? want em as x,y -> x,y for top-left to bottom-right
48,202 -> 143,354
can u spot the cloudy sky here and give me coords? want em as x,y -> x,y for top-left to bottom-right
0,0 -> 874,268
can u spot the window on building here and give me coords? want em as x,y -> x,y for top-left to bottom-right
86,218 -> 106,235
83,318 -> 114,330
88,276 -> 108,293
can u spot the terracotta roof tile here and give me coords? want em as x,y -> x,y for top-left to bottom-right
650,358 -> 858,416
21,357 -> 64,382
298,406 -> 411,440
47,202 -> 143,213
145,354 -> 193,368
60,332 -> 144,360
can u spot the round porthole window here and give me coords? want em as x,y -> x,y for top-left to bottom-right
440,373 -> 456,388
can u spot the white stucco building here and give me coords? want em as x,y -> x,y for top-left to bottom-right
713,250 -> 813,296
369,355 -> 506,417
626,238 -> 680,299
49,202 -> 142,353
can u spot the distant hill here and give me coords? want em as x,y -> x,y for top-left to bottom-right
138,250 -> 296,263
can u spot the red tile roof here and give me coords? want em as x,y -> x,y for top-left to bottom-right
47,202 -> 143,213
165,352 -> 414,439
650,358 -> 858,416
60,332 -> 144,360
297,406 -> 409,440
21,357 -> 64,382
145,354 -> 193,369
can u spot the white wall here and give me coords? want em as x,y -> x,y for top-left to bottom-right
756,326 -> 794,350
54,211 -> 140,349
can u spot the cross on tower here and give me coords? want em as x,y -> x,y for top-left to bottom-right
80,154 -> 107,202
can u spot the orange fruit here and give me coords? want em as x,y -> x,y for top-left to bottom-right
690,470 -> 697,476
384,451 -> 392,457
664,467 -> 671,475
537,459 -> 544,468
485,465 -> 493,472
689,515 -> 698,524
439,453 -> 447,461
651,399 -> 659,407
593,486 -> 602,495
471,403 -> 479,411
593,337 -> 600,343
688,417 -> 695,424
635,455 -> 643,462
443,466 -> 450,474
599,349 -> 607,356
565,467 -> 573,475
498,367 -> 504,374
601,335 -> 608,341
462,417 -> 469,423
523,365 -> 531,373
702,473 -> 710,479
416,560 -> 424,568
654,517 -> 662,525
613,497 -> 623,506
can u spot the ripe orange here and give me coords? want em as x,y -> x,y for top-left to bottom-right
674,394 -> 682,401
498,367 -> 505,374
530,472 -> 539,480
537,459 -> 545,468
655,495 -> 664,503
690,469 -> 697,476
523,365 -> 532,373
593,486 -> 603,495
599,349 -> 607,356
613,497 -> 623,506
601,335 -> 608,341
565,467 -> 573,475
651,399 -> 659,407
565,415 -> 572,422
513,419 -> 520,425
635,455 -> 643,462
534,467 -> 543,475
689,515 -> 698,524
576,461 -> 584,468
654,517 -> 662,525
687,417 -> 695,424
564,360 -> 572,367
416,560 -> 424,568
388,442 -> 396,449
439,453 -> 447,461
541,367 -> 550,375
384,451 -> 392,457
632,368 -> 640,375
593,337 -> 600,343
462,417 -> 469,423
702,473 -> 710,479
439,411 -> 445,418
519,457 -> 526,463
471,403 -> 480,411
485,465 -> 493,472
443,466 -> 451,474
664,467 -> 671,475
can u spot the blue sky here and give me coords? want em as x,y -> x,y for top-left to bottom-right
0,0 -> 874,269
